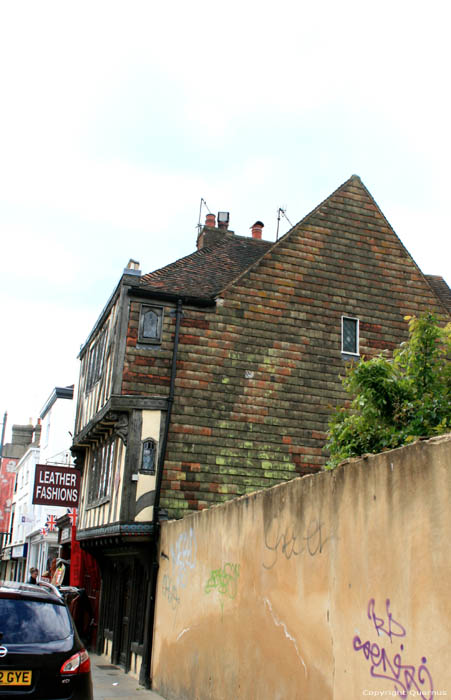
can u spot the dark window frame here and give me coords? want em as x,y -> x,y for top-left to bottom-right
138,304 -> 163,345
341,316 -> 360,356
140,438 -> 157,475
87,436 -> 116,506
86,325 -> 108,393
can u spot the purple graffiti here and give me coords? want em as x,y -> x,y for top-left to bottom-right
367,598 -> 406,641
354,599 -> 434,699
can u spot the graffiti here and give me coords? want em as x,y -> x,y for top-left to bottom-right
353,599 -> 434,698
263,517 -> 331,570
367,598 -> 406,641
170,527 -> 197,589
205,563 -> 240,602
162,574 -> 180,610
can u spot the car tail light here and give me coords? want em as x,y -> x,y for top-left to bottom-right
60,649 -> 91,675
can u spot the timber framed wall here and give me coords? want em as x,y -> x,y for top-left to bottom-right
151,434 -> 451,699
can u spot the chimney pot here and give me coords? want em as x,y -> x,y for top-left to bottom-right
205,213 -> 216,228
251,221 -> 264,240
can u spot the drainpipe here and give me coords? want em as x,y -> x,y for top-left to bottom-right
140,298 -> 183,688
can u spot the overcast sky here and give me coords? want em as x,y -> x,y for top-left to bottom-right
1,1 -> 450,442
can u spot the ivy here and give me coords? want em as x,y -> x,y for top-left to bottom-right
325,313 -> 451,469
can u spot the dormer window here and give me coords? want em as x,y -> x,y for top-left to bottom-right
139,305 -> 163,344
342,316 -> 359,355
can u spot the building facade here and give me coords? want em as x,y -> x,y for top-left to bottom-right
0,421 -> 39,578
0,387 -> 81,583
26,386 -> 77,582
72,175 -> 450,683
0,455 -> 18,554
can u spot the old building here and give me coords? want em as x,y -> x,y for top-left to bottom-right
1,387 -> 78,582
0,422 -> 40,579
71,175 -> 450,683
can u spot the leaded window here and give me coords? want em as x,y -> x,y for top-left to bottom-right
138,305 -> 163,344
87,437 -> 116,505
141,439 -> 157,475
342,316 -> 359,355
86,325 -> 108,392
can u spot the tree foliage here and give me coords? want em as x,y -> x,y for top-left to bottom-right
325,313 -> 451,469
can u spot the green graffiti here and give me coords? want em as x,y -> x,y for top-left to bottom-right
205,562 -> 240,600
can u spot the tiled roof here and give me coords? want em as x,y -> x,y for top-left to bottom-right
425,275 -> 451,314
140,235 -> 272,298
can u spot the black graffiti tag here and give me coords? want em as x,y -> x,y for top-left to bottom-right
263,517 -> 331,570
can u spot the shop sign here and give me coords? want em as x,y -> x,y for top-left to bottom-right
12,543 -> 27,559
60,527 -> 71,543
33,465 -> 80,507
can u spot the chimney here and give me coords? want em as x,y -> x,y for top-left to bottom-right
123,259 -> 141,277
205,213 -> 216,228
197,212 -> 233,250
251,221 -> 264,240
217,212 -> 229,230
11,424 -> 34,447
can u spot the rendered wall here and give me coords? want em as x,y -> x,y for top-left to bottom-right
151,434 -> 451,699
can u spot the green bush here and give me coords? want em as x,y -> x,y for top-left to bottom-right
325,313 -> 451,469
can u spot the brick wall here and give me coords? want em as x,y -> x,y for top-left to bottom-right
124,177 -> 448,519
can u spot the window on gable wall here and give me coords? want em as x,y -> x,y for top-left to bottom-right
342,316 -> 359,355
138,305 -> 163,344
86,325 -> 108,392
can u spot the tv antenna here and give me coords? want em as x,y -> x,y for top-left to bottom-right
276,207 -> 293,241
197,198 -> 211,233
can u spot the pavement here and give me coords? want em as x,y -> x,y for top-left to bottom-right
91,659 -> 167,700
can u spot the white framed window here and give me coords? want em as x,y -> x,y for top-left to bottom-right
342,316 -> 359,355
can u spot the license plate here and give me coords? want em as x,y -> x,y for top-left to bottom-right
0,670 -> 32,686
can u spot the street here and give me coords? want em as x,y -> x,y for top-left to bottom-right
91,661 -> 166,700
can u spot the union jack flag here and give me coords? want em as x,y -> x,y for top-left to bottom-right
46,514 -> 57,532
67,508 -> 78,526
40,527 -> 47,537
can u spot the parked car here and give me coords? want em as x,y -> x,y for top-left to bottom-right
0,580 -> 93,699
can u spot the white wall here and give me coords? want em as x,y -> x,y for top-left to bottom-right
40,393 -> 74,465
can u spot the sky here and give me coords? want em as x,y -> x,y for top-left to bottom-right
1,0 -> 450,442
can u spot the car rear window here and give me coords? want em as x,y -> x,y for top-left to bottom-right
0,599 -> 72,643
